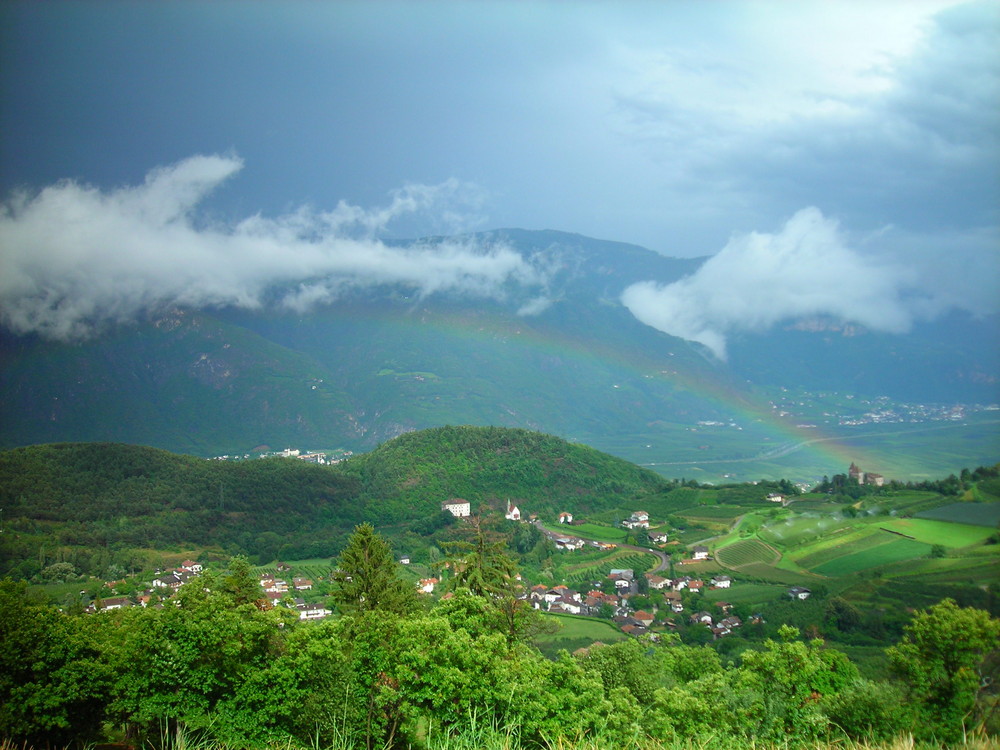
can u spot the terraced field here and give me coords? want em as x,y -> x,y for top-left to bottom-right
715,539 -> 781,569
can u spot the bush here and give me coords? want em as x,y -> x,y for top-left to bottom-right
821,678 -> 909,741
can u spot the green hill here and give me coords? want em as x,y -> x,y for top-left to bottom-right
345,424 -> 672,523
0,426 -> 671,578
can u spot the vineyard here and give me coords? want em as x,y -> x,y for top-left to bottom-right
715,539 -> 780,569
558,550 -> 655,585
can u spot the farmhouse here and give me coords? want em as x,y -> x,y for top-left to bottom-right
505,500 -> 521,521
711,575 -> 732,589
558,512 -> 574,524
622,511 -> 650,529
645,574 -> 670,590
788,586 -> 811,600
648,531 -> 669,544
692,545 -> 710,560
294,599 -> 331,620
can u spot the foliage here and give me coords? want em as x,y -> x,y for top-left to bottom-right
0,579 -> 109,745
887,598 -> 1000,743
330,523 -> 417,616
340,425 -> 672,525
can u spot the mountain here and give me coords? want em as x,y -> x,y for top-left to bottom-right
1,230 -> 996,482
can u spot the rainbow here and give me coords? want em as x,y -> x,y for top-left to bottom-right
353,305 -> 868,480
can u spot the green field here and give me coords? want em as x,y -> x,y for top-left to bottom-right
792,530 -> 884,570
533,612 -> 627,657
759,514 -> 855,548
561,522 -> 627,542
916,501 -> 1000,527
877,517 -> 996,547
702,583 -> 787,604
676,505 -> 750,521
715,539 -> 780,568
812,537 -> 932,577
730,562 -> 812,585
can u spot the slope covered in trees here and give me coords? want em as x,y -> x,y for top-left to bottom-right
0,427 -> 670,577
344,425 -> 673,523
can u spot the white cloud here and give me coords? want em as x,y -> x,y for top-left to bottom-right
0,155 -> 543,340
620,207 -> 983,360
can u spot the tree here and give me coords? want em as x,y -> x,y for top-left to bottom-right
439,516 -> 517,598
222,555 -> 263,607
331,524 -> 416,616
887,599 -> 1000,742
437,517 -> 549,645
0,580 -> 110,745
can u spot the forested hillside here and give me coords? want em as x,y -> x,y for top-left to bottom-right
343,425 -> 672,522
0,427 -> 671,578
0,442 -> 361,578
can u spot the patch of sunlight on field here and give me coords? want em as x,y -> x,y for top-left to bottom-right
878,517 -> 996,547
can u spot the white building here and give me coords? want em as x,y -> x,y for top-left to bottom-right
442,499 -> 471,518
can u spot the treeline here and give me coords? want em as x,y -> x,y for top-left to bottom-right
814,463 -> 1000,500
1,525 -> 997,750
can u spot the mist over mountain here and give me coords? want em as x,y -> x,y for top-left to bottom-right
1,228 -> 996,480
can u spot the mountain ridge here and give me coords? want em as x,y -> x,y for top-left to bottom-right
1,229 -> 996,483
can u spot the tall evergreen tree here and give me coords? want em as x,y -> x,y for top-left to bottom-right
331,523 -> 416,616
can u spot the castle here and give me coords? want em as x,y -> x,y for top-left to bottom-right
848,462 -> 885,487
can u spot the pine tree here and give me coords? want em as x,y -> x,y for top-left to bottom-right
330,523 -> 416,616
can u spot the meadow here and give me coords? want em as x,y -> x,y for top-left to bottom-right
534,611 -> 627,657
877,517 -> 997,547
811,538 -> 933,577
562,522 -> 627,542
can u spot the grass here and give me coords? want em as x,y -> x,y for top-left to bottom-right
793,530 -> 886,570
702,583 -> 787,605
533,612 -> 627,657
715,539 -> 781,568
915,501 -> 1000,528
563,522 -> 628,542
812,538 -> 932,577
877,518 -> 996,547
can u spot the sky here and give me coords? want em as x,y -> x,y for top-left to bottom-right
1,0 -> 998,351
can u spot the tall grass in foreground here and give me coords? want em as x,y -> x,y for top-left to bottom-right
1,732 -> 997,750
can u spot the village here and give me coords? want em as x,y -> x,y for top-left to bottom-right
80,491 -> 826,642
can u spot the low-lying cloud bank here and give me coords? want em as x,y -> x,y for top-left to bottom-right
0,155 -> 542,340
621,207 -> 998,360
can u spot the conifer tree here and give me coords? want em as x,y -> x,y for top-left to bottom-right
331,523 -> 416,616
